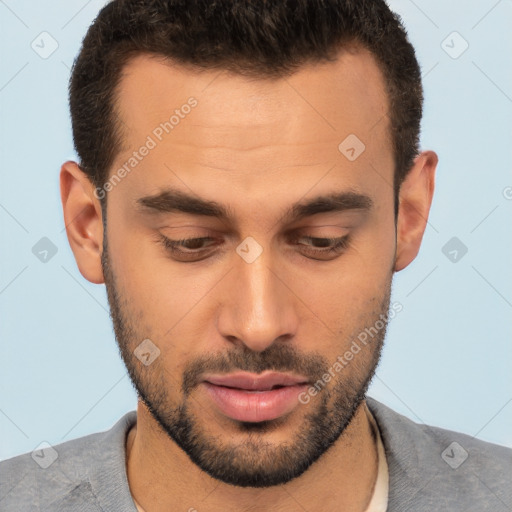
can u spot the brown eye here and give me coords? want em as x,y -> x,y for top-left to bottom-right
157,233 -> 350,263
292,235 -> 350,260
158,235 -> 218,261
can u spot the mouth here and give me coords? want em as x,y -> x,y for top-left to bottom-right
201,371 -> 310,423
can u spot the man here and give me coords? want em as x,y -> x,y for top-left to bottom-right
1,0 -> 510,510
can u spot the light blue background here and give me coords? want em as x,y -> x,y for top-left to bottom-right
1,0 -> 511,461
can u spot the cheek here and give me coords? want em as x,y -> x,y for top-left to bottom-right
105,218 -> 172,322
107,218 -> 221,354
299,224 -> 395,322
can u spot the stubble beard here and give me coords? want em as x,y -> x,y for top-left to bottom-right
101,236 -> 391,488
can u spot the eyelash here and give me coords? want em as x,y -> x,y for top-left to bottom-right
158,234 -> 350,261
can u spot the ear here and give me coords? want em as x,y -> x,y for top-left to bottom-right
60,161 -> 105,284
394,150 -> 438,272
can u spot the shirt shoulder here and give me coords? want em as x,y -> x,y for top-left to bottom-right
366,397 -> 512,511
0,411 -> 137,512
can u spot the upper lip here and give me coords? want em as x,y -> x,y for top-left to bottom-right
203,371 -> 309,391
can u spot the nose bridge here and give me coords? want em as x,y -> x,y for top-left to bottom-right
217,246 -> 297,352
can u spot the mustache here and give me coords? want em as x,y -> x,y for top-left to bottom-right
182,343 -> 329,395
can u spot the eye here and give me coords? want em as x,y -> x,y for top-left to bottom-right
157,233 -> 350,263
158,235 -> 218,261
291,235 -> 350,260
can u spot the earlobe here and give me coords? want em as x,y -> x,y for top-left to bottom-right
60,161 -> 105,284
394,150 -> 438,272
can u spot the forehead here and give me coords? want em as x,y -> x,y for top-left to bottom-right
110,48 -> 393,211
116,48 -> 389,137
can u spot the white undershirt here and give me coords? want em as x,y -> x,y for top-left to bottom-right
363,406 -> 389,512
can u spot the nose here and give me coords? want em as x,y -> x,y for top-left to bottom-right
216,247 -> 299,352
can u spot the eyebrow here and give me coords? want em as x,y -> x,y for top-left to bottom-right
136,187 -> 373,225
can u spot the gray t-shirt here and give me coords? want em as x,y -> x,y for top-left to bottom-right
1,397 -> 511,511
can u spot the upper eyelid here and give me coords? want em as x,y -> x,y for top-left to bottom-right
162,233 -> 348,241
159,225 -> 350,239
161,233 -> 348,249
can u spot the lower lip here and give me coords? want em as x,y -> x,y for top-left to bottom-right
202,382 -> 309,423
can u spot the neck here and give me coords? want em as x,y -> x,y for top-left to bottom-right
126,399 -> 378,512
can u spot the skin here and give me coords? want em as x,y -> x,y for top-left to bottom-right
60,46 -> 437,511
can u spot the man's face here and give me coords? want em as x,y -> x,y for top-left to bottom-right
102,48 -> 396,487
